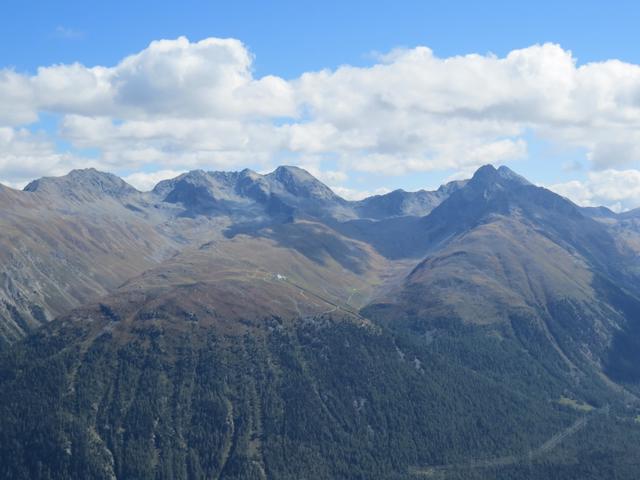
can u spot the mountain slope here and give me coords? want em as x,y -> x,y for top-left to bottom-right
0,176 -> 179,346
0,166 -> 460,346
367,165 -> 640,390
2,164 -> 640,478
1,237 -> 637,478
0,277 -> 594,480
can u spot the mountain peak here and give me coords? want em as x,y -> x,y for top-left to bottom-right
239,168 -> 261,180
267,165 -> 339,201
472,163 -> 498,178
172,169 -> 211,183
436,179 -> 468,195
152,169 -> 250,214
424,163 -> 594,254
273,164 -> 310,176
497,165 -> 531,185
151,170 -> 208,197
270,165 -> 319,185
24,168 -> 138,200
470,164 -> 531,189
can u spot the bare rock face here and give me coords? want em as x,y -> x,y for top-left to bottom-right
354,180 -> 466,220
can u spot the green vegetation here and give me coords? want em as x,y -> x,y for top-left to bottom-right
1,306 -> 639,480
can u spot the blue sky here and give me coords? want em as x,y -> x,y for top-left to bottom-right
2,1 -> 640,209
4,1 -> 640,76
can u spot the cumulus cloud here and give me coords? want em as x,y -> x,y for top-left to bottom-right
1,37 -> 640,206
330,185 -> 391,201
0,127 -> 92,185
551,169 -> 640,212
27,37 -> 296,120
0,71 -> 37,125
59,115 -> 284,172
292,44 -> 640,174
122,169 -> 187,191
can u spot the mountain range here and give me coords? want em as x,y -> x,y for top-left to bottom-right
0,165 -> 467,344
1,164 -> 640,479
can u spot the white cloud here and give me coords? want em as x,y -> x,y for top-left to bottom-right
33,64 -> 113,115
292,44 -> 640,175
330,185 -> 391,201
54,26 -> 84,39
59,115 -> 284,172
122,169 -> 187,191
108,37 -> 295,118
28,37 -> 296,120
551,169 -> 640,212
0,127 -> 93,185
2,38 -> 640,208
588,142 -> 640,169
0,71 -> 37,125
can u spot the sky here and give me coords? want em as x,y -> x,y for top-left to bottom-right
2,0 -> 640,210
